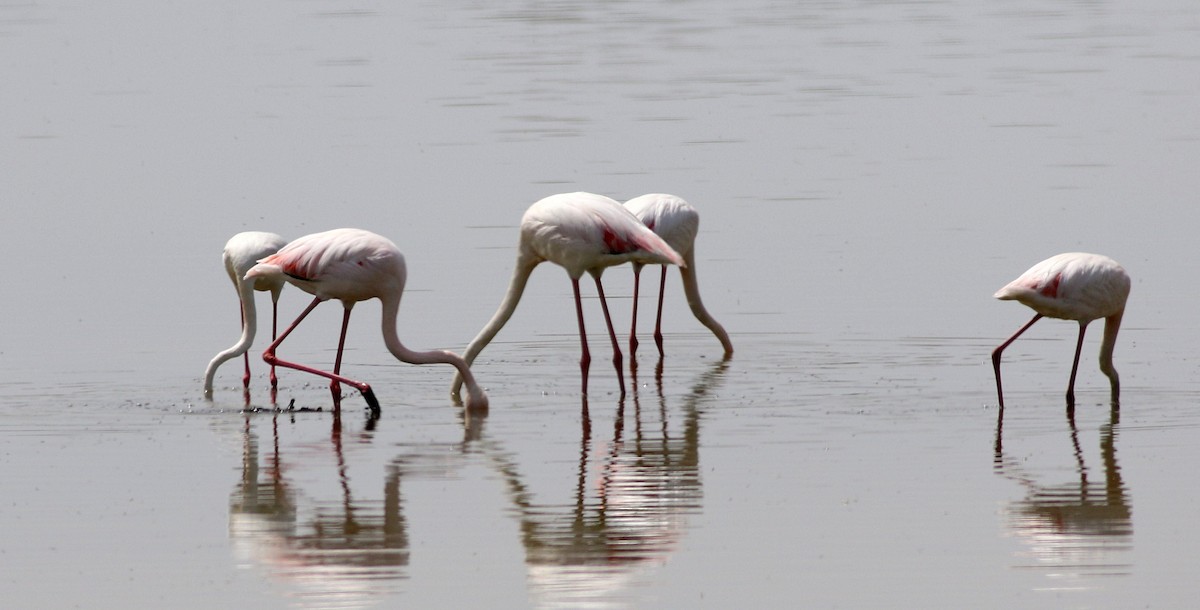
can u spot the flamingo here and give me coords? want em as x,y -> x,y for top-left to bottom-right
244,228 -> 489,413
204,231 -> 288,398
623,194 -> 733,360
450,192 -> 684,399
991,252 -> 1130,408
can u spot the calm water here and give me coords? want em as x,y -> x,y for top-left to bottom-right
3,0 -> 1200,607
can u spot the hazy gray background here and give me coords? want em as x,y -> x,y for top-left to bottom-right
2,1 -> 1199,608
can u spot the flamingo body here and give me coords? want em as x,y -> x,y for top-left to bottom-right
246,228 -> 488,411
204,231 -> 288,397
994,253 -> 1130,322
265,229 -> 405,303
625,194 -> 699,256
451,192 -> 684,398
624,194 -> 733,359
522,193 -> 684,277
992,252 -> 1130,408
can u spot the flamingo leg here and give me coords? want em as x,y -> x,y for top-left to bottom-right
269,295 -> 279,389
239,303 -> 252,388
653,265 -> 668,358
991,313 -> 1043,408
593,274 -> 626,397
1066,321 -> 1090,408
572,278 -> 591,396
262,296 -> 379,413
329,306 -> 354,403
629,263 -> 643,359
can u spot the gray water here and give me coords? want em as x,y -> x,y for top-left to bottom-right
3,0 -> 1200,607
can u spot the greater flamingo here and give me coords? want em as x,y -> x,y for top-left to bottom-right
991,252 -> 1130,408
244,228 -> 489,412
450,192 -> 684,399
204,231 -> 288,398
624,194 -> 733,360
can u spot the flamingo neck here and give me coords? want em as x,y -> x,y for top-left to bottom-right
204,281 -> 259,394
678,249 -> 733,357
452,255 -> 540,396
379,293 -> 488,407
1098,309 -> 1123,386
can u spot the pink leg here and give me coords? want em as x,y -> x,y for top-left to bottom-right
593,274 -> 626,397
991,313 -> 1043,409
262,296 -> 380,413
653,265 -> 667,358
329,306 -> 353,402
1066,321 -> 1090,408
269,296 -> 279,389
629,264 -> 643,358
240,303 -> 252,388
572,278 -> 591,396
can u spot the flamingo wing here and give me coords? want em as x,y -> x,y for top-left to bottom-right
995,252 -> 1129,321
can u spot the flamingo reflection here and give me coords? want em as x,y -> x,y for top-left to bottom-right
993,406 -> 1133,581
486,361 -> 728,607
228,413 -> 408,608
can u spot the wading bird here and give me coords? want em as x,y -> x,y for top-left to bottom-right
204,231 -> 288,398
245,228 -> 488,413
451,192 -> 684,399
624,194 -> 733,360
991,252 -> 1130,409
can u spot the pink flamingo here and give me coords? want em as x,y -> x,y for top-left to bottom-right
624,194 -> 733,360
992,252 -> 1130,408
450,192 -> 684,399
244,228 -> 489,413
204,231 -> 288,398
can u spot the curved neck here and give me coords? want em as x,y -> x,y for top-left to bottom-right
1098,309 -> 1123,386
678,249 -> 733,357
467,255 -> 540,366
451,255 -> 540,396
204,281 -> 259,393
379,293 -> 485,399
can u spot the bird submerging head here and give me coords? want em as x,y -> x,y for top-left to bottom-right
623,193 -> 733,361
991,252 -> 1130,410
245,228 -> 489,413
204,231 -> 288,400
450,192 -> 685,399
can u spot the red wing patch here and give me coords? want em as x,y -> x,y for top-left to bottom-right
602,227 -> 637,254
279,256 -> 314,280
1039,273 -> 1062,298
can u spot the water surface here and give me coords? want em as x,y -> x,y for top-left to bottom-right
3,0 -> 1200,608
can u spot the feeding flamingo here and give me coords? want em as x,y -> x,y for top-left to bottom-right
450,192 -> 684,399
244,228 -> 488,413
624,194 -> 733,360
991,252 -> 1130,408
204,231 -> 288,398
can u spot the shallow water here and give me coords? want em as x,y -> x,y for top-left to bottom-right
4,0 -> 1200,608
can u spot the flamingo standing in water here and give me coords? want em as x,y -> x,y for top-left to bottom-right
624,194 -> 733,360
450,192 -> 684,399
245,228 -> 489,413
992,252 -> 1130,408
204,231 -> 288,398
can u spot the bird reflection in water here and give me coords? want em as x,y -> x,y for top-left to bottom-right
487,359 -> 728,607
228,360 -> 726,607
228,411 -> 408,609
993,404 -> 1132,584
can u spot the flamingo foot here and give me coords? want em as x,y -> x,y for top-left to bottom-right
361,387 -> 381,415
